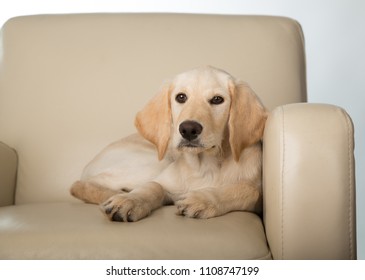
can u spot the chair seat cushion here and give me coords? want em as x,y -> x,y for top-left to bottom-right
0,202 -> 271,259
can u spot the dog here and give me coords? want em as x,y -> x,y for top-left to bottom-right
70,66 -> 268,222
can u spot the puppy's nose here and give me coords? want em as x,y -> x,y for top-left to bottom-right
179,121 -> 203,141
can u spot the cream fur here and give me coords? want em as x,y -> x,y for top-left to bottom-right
70,66 -> 267,222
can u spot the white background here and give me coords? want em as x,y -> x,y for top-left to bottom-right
0,0 -> 364,259
0,260 -> 364,279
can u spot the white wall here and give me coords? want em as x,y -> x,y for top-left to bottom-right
1,0 -> 364,259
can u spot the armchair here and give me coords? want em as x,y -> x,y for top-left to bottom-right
0,14 -> 356,259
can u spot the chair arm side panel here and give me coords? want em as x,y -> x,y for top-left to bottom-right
263,103 -> 356,260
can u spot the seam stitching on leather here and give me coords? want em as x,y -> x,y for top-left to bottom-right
343,109 -> 354,259
280,106 -> 285,259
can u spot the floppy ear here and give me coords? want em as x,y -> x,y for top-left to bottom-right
135,83 -> 172,160
228,80 -> 268,162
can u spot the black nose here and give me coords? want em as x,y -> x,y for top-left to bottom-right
179,121 -> 203,141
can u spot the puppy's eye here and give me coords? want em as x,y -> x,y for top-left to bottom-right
209,96 -> 224,105
175,93 -> 188,104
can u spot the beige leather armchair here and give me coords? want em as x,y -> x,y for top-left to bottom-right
0,14 -> 356,259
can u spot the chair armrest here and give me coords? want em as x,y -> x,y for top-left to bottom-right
0,142 -> 17,206
263,103 -> 356,259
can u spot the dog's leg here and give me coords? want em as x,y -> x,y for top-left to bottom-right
70,180 -> 122,204
176,183 -> 261,219
100,182 -> 167,222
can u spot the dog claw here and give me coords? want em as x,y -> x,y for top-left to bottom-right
176,205 -> 185,216
105,207 -> 113,215
125,210 -> 132,222
111,212 -> 123,222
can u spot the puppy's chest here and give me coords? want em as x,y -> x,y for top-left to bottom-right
185,164 -> 219,189
162,154 -> 226,193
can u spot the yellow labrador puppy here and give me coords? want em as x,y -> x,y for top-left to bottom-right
71,66 -> 267,222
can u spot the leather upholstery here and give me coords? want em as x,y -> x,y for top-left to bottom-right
263,104 -> 356,259
0,14 -> 356,259
0,203 -> 271,259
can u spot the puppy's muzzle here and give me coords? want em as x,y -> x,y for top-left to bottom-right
179,120 -> 203,141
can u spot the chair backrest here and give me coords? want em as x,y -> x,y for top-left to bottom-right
0,14 -> 306,204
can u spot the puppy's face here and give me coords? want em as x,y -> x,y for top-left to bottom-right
170,67 -> 232,155
135,66 -> 267,161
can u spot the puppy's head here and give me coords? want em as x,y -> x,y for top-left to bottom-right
135,66 -> 267,161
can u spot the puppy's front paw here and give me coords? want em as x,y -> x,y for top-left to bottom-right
100,194 -> 152,222
175,190 -> 219,219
